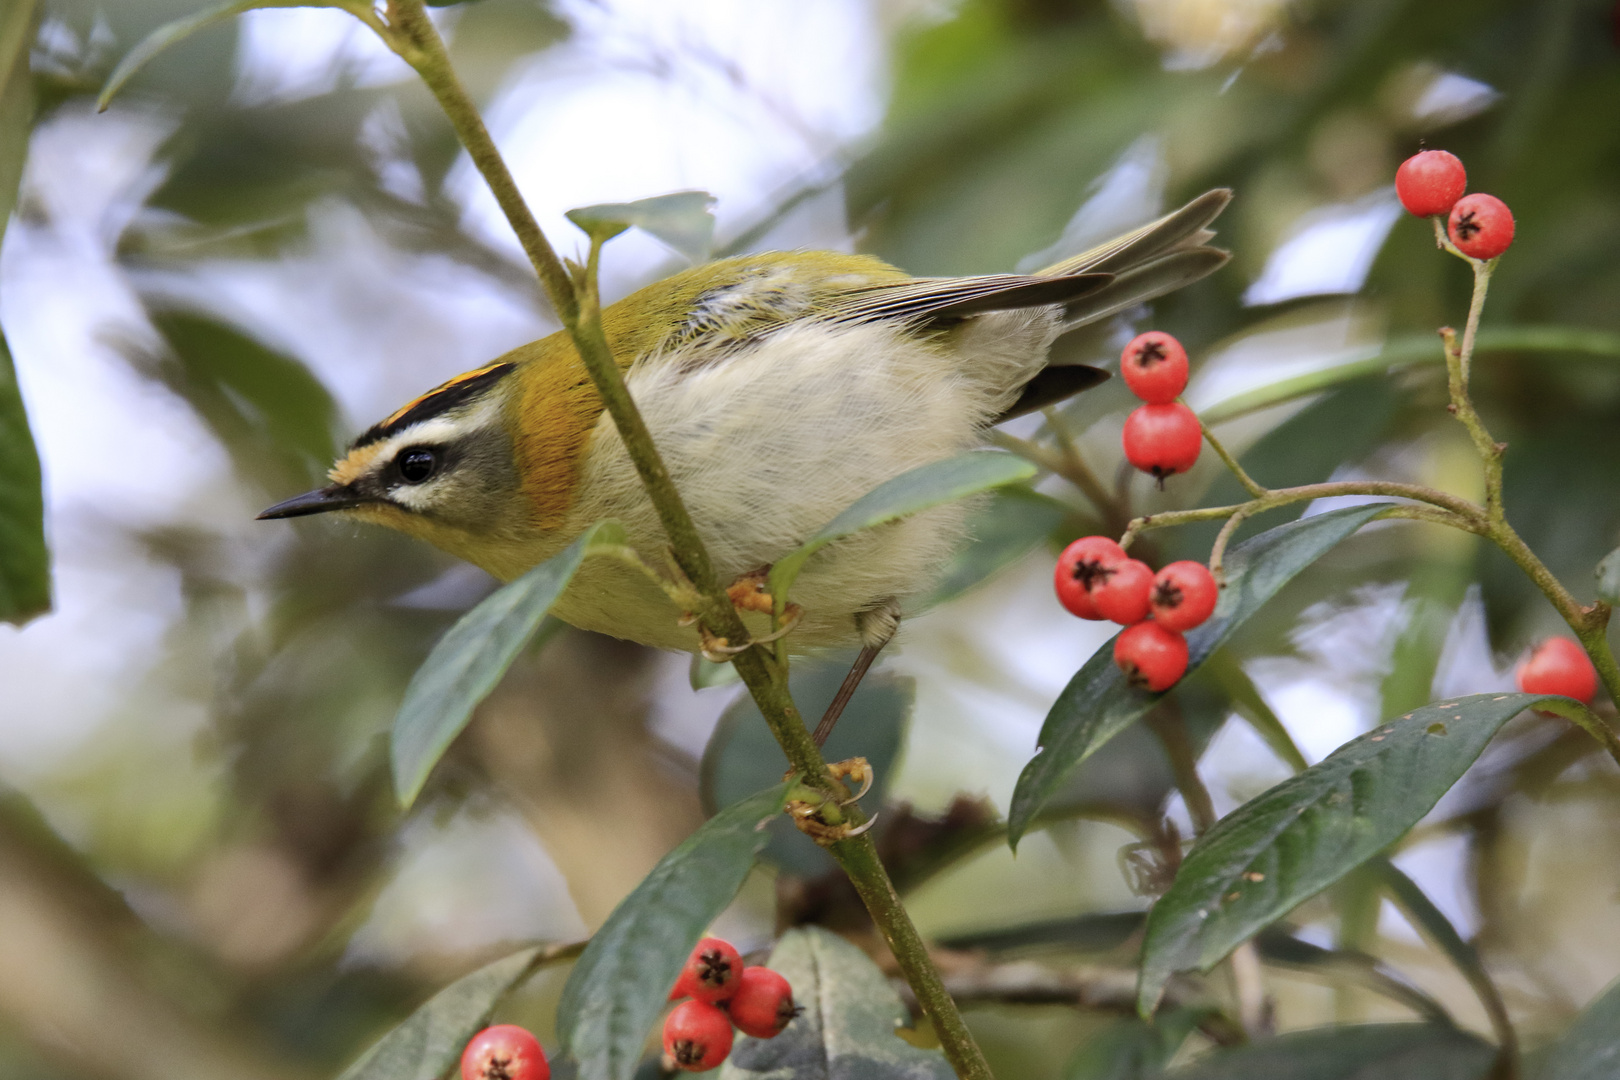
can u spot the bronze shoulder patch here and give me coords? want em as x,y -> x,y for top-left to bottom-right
352,363 -> 516,449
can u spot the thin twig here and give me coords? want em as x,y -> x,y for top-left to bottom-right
1198,414 -> 1268,498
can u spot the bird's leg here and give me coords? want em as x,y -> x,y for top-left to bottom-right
685,566 -> 801,660
811,599 -> 901,747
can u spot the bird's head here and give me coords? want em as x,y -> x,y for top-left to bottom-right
258,361 -> 536,573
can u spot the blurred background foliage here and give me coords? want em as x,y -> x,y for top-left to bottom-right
2,0 -> 1620,1077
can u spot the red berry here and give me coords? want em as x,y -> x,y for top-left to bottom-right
1518,637 -> 1597,705
1150,561 -> 1218,633
1123,403 -> 1202,483
1090,558 -> 1154,625
1054,536 -> 1125,620
1120,331 -> 1189,404
671,938 -> 743,1003
1395,150 -> 1467,217
1114,621 -> 1189,692
727,967 -> 800,1040
461,1025 -> 549,1080
663,1000 -> 734,1072
1448,193 -> 1515,260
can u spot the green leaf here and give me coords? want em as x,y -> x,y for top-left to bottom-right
1009,503 -> 1391,847
1065,1009 -> 1202,1080
690,654 -> 743,690
1165,1023 -> 1495,1079
1254,927 -> 1450,1025
1534,974 -> 1620,1080
769,451 -> 1038,605
700,658 -> 912,877
98,1 -> 346,112
566,191 -> 717,262
1597,546 -> 1620,607
559,783 -> 790,1080
716,926 -> 954,1080
337,946 -> 551,1080
0,1 -> 47,626
391,522 -> 622,808
908,485 -> 1069,612
1137,691 -> 1566,1014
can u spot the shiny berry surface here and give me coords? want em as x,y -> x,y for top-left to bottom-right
1150,562 -> 1218,633
672,938 -> 743,1003
461,1025 -> 549,1080
1448,193 -> 1515,259
1122,403 -> 1202,482
1090,558 -> 1154,625
663,1000 -> 734,1072
1395,150 -> 1467,217
728,967 -> 799,1040
1517,637 -> 1597,705
1054,536 -> 1125,620
1120,331 -> 1189,404
1114,622 -> 1189,692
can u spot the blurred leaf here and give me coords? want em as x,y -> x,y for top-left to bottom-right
567,191 -> 717,262
392,522 -> 624,807
1165,1023 -> 1495,1079
1254,928 -> 1450,1025
0,0 -> 46,626
936,911 -> 1145,955
690,654 -> 742,690
1596,546 -> 1620,606
1534,973 -> 1620,1080
559,783 -> 791,1080
769,451 -> 1037,605
337,945 -> 550,1080
1065,1009 -> 1202,1080
1138,692 -> 1566,1013
99,0 -> 354,111
716,926 -> 953,1080
701,659 -> 911,878
1009,503 -> 1391,848
1200,651 -> 1309,773
909,485 -> 1069,611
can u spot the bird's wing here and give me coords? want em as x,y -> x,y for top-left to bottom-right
821,189 -> 1232,329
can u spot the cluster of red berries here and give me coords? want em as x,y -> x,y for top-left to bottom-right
1517,637 -> 1598,705
1054,535 -> 1218,691
1119,330 -> 1201,486
662,937 -> 799,1072
1395,149 -> 1515,261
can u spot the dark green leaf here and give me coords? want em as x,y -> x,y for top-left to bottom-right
1254,927 -> 1450,1024
937,911 -> 1145,955
337,946 -> 549,1080
1597,546 -> 1620,607
700,659 -> 912,877
99,1 -> 348,111
716,926 -> 954,1080
769,451 -> 1038,603
392,522 -> 623,808
0,1 -> 46,625
559,784 -> 790,1080
1138,692 -> 1563,1013
1375,859 -> 1509,1039
1165,1023 -> 1495,1079
566,192 -> 717,262
1534,974 -> 1620,1080
908,485 -> 1069,612
1065,1009 -> 1202,1080
1009,503 -> 1391,847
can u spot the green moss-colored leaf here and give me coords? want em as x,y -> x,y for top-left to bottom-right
559,783 -> 790,1080
769,451 -> 1038,605
1534,974 -> 1620,1080
391,523 -> 622,807
336,946 -> 548,1080
566,191 -> 717,261
1065,1009 -> 1202,1080
717,926 -> 954,1080
1137,692 -> 1568,1014
1165,1023 -> 1494,1079
1009,503 -> 1391,847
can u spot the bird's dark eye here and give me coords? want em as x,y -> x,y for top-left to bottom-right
397,447 -> 439,484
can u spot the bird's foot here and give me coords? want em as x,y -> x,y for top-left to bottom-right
784,758 -> 877,846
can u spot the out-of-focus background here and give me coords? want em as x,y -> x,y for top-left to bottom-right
2,0 -> 1620,1076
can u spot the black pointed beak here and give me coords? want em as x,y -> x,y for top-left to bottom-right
257,485 -> 370,520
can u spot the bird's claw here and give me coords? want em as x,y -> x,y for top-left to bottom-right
783,757 -> 877,845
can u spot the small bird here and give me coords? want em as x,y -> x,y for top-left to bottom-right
259,191 -> 1230,653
